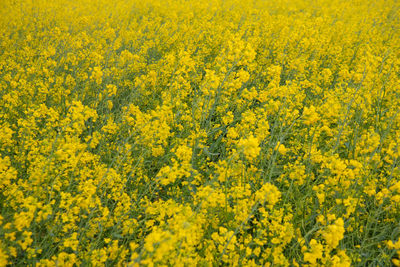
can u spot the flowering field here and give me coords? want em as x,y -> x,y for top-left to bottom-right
1,0 -> 400,266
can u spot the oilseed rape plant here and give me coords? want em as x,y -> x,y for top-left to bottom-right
0,0 -> 400,265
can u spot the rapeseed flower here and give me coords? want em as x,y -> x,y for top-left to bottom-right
0,0 -> 399,265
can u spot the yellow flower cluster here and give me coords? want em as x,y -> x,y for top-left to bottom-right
0,0 -> 399,265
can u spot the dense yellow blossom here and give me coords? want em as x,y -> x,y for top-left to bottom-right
0,0 -> 399,265
239,135 -> 261,161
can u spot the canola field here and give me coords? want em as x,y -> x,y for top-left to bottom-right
1,0 -> 400,266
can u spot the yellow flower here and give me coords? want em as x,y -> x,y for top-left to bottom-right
0,242 -> 8,267
238,135 -> 260,161
90,66 -> 103,85
322,218 -> 345,249
304,239 -> 324,265
275,141 -> 288,155
303,105 -> 319,125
